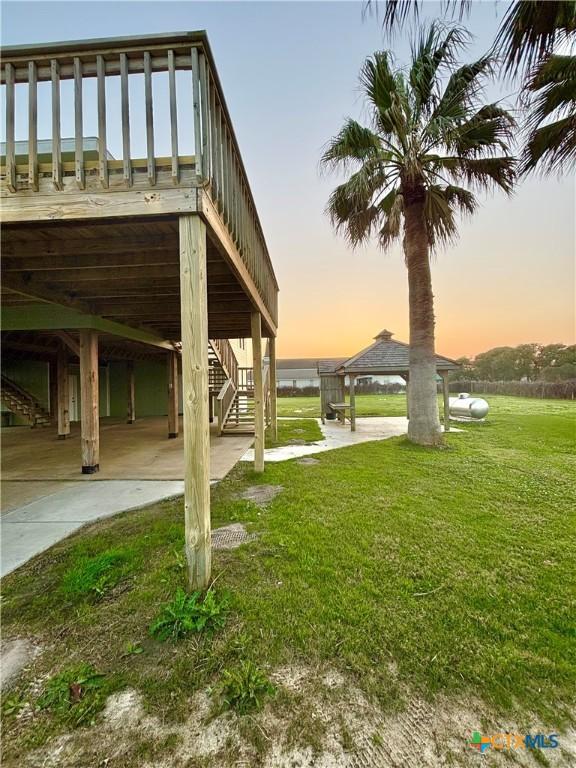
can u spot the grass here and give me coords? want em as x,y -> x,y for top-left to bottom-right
265,417 -> 323,448
1,395 -> 575,764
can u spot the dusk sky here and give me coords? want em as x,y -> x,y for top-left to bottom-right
3,1 -> 575,359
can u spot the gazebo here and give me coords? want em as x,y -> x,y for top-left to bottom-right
317,329 -> 460,431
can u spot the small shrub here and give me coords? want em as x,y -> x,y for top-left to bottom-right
216,661 -> 276,714
59,549 -> 132,601
149,588 -> 228,641
37,664 -> 106,727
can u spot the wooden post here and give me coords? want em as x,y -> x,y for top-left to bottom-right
349,374 -> 356,432
269,336 -> 278,442
49,360 -> 58,426
179,215 -> 211,591
79,330 -> 99,474
251,312 -> 265,473
404,372 -> 410,420
126,361 -> 135,424
442,370 -> 451,433
57,346 -> 70,439
167,350 -> 179,438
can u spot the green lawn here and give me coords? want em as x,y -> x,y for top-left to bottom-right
265,417 -> 323,448
277,391 -> 573,418
2,396 -> 575,765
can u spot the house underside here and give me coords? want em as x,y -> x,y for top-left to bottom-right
1,31 -> 280,588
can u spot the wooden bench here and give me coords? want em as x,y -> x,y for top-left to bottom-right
327,402 -> 352,424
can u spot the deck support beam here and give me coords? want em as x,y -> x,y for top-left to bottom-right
179,214 -> 211,591
441,370 -> 450,433
251,311 -> 265,473
167,350 -> 179,438
126,361 -> 135,423
57,346 -> 70,439
79,330 -> 99,473
269,336 -> 277,442
349,374 -> 356,432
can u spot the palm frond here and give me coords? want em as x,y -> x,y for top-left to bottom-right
366,0 -> 470,31
447,104 -> 517,157
494,0 -> 576,76
360,52 -> 409,141
320,119 -> 383,172
378,188 -> 404,249
522,115 -> 576,173
522,53 -> 576,174
409,25 -> 469,120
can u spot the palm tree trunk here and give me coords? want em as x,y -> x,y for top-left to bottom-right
403,195 -> 442,446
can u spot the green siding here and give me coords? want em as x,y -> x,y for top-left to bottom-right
109,360 -> 170,418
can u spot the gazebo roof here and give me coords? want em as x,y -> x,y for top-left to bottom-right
317,330 -> 460,376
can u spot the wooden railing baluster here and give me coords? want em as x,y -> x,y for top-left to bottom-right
73,57 -> 84,189
51,59 -> 62,190
144,51 -> 155,186
5,63 -> 16,193
28,61 -> 38,191
168,49 -> 179,185
120,53 -> 131,186
96,55 -> 108,188
198,52 -> 210,186
191,47 -> 203,179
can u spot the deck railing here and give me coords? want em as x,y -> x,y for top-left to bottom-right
0,32 -> 278,327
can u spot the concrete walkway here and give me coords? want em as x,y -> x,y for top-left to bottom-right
1,417 -> 253,578
242,417 -> 456,462
1,480 -> 184,577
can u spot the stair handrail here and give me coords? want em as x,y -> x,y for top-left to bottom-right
1,373 -> 42,408
216,377 -> 237,436
209,339 -> 239,390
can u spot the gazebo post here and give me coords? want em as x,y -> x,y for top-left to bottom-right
349,374 -> 356,431
404,372 -> 410,420
441,370 -> 450,432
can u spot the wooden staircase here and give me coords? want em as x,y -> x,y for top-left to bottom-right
1,374 -> 51,427
222,386 -> 256,434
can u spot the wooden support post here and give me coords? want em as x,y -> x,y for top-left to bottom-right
349,375 -> 356,432
404,372 -> 410,420
251,312 -> 265,473
126,361 -> 135,424
57,346 -> 70,439
269,336 -> 278,442
179,215 -> 211,591
79,330 -> 99,474
49,360 -> 58,426
442,370 -> 451,433
167,350 -> 179,438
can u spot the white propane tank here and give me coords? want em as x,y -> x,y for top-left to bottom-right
449,393 -> 489,420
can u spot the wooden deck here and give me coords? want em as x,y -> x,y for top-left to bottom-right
0,32 -> 280,589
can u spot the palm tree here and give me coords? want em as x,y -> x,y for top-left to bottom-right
367,1 -> 576,176
321,25 -> 515,446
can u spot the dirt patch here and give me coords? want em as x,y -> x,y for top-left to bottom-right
297,457 -> 320,466
239,485 -> 284,506
22,666 -> 576,768
0,638 -> 41,691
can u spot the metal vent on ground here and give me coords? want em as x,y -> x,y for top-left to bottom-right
211,523 -> 257,550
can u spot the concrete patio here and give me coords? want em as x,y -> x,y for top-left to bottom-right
1,417 -> 253,577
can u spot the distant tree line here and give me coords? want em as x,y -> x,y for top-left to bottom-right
453,344 -> 576,383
